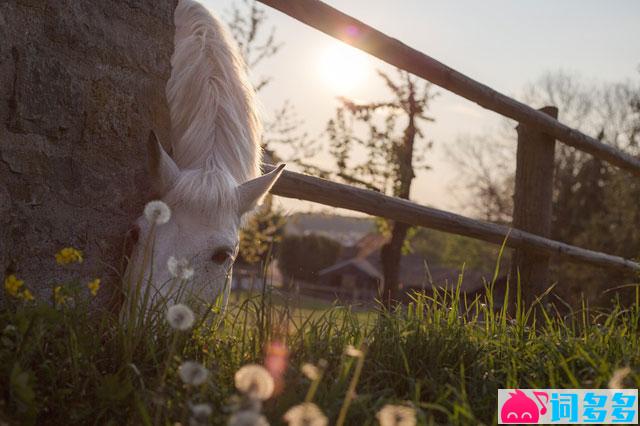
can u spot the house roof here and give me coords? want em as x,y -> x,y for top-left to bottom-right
284,213 -> 374,246
319,258 -> 383,281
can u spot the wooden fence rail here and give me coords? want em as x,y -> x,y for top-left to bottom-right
255,0 -> 640,287
257,0 -> 640,177
266,164 -> 640,274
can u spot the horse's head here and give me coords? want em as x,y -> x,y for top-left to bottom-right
125,131 -> 284,307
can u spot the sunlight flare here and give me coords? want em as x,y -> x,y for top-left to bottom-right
318,41 -> 371,94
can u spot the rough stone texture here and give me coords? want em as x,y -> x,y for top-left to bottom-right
0,0 -> 177,303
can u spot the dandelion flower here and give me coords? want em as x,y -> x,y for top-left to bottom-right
228,410 -> 270,426
301,363 -> 320,381
345,344 -> 363,358
178,361 -> 209,386
54,286 -> 69,306
234,364 -> 275,400
19,289 -> 35,302
4,274 -> 24,296
144,200 -> 171,225
376,404 -> 417,426
283,402 -> 328,426
87,278 -> 101,296
189,403 -> 212,426
55,247 -> 83,265
608,366 -> 631,389
168,256 -> 194,280
166,304 -> 195,331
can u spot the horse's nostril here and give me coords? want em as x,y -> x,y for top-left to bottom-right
211,249 -> 231,264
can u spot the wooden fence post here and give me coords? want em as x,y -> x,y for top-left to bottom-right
512,106 -> 558,304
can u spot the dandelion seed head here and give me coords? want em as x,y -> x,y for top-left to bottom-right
301,363 -> 320,381
168,256 -> 195,280
144,200 -> 171,225
283,402 -> 328,426
178,361 -> 209,386
376,404 -> 417,426
167,304 -> 195,331
345,344 -> 363,358
608,366 -> 631,389
234,364 -> 275,400
189,403 -> 212,426
3,325 -> 17,334
227,410 -> 270,426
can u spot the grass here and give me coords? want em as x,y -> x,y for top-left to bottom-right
1,275 -> 639,425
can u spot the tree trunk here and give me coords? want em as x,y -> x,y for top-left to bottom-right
381,221 -> 410,302
380,75 -> 418,304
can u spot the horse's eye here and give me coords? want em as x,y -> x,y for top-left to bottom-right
211,249 -> 232,264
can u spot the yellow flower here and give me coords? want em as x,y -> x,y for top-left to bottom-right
4,274 -> 24,297
55,247 -> 83,265
54,286 -> 68,305
19,289 -> 34,302
87,278 -> 100,296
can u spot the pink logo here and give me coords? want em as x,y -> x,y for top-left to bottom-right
501,389 -> 548,423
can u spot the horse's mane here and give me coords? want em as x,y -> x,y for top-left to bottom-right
166,0 -> 261,187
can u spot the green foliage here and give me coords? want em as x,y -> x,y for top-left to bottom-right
410,228 -> 508,275
277,234 -> 342,281
1,280 -> 639,425
238,196 -> 286,265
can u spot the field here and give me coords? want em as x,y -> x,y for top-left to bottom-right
2,271 -> 639,425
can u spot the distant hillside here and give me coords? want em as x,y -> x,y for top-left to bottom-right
284,212 -> 375,246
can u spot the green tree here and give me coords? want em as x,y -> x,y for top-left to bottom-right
277,234 -> 342,282
322,70 -> 437,302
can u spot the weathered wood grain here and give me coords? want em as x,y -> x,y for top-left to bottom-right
264,164 -> 640,274
512,107 -> 558,297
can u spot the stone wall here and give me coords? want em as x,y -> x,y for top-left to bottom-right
0,0 -> 177,302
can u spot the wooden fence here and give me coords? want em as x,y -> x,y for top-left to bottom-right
256,0 -> 640,287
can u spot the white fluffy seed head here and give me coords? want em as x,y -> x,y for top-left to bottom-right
178,361 -> 209,386
301,363 -> 320,381
167,256 -> 195,280
345,344 -> 363,358
228,410 -> 270,426
234,364 -> 275,401
283,402 -> 328,426
376,404 -> 417,426
144,200 -> 171,225
608,366 -> 631,389
189,403 -> 213,426
166,304 -> 196,331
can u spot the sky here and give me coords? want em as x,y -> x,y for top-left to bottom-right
201,0 -> 640,217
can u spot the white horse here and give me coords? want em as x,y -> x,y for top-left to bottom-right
125,0 -> 284,307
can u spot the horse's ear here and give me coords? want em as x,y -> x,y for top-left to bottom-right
237,164 -> 285,214
147,130 -> 180,195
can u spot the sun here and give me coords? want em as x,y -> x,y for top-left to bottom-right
319,42 -> 371,94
